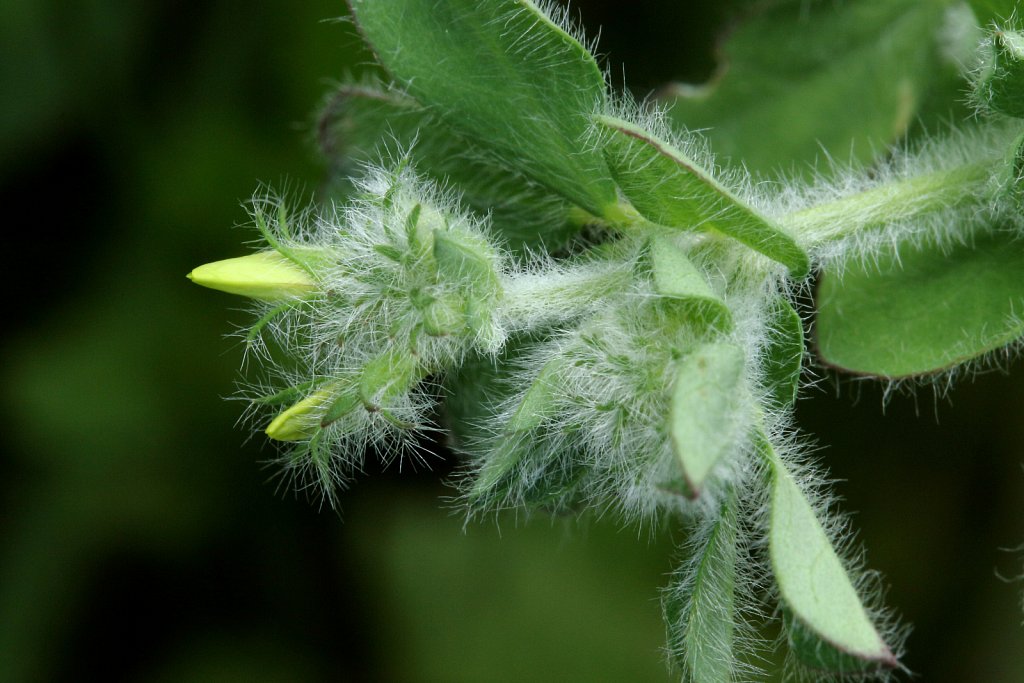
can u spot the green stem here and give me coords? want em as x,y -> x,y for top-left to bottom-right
499,262 -> 631,331
781,160 -> 994,246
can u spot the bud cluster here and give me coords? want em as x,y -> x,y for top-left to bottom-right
190,165 -> 507,502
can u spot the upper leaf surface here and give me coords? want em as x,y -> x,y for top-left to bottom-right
763,437 -> 894,668
348,0 -> 616,216
649,236 -> 733,331
660,0 -> 955,177
816,231 -> 1024,378
599,115 -> 809,275
669,343 -> 748,498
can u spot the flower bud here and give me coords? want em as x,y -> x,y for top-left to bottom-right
265,388 -> 334,441
187,251 -> 316,301
974,29 -> 1024,118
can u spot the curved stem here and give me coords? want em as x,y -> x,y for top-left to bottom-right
781,160 -> 995,246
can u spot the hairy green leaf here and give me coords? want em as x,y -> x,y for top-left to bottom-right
783,609 -> 889,673
348,0 -> 617,216
670,343 -> 748,498
665,488 -> 739,683
762,437 -> 894,670
507,359 -> 563,434
470,438 -> 590,513
470,358 -> 563,498
317,80 -> 579,252
599,116 -> 809,275
450,341 -> 586,511
762,297 -> 803,409
660,0 -> 957,176
816,231 -> 1024,378
649,236 -> 733,331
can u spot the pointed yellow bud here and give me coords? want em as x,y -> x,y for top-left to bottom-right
265,388 -> 333,441
187,251 -> 315,301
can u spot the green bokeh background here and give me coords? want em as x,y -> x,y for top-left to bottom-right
1,1 -> 1022,681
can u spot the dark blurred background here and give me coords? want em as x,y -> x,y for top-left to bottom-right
1,1 -> 1022,681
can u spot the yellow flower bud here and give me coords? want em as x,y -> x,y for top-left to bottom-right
265,388 -> 333,441
187,251 -> 315,301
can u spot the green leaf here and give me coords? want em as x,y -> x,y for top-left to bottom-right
649,236 -> 733,332
451,342 -> 589,512
372,243 -> 404,263
471,358 -> 563,498
316,81 -> 421,183
975,29 -> 1024,118
317,79 -> 579,252
348,0 -> 617,217
466,434 -> 590,512
816,231 -> 1024,378
762,297 -> 803,409
519,461 -> 588,510
599,115 -> 809,276
783,609 -> 888,673
507,359 -> 563,434
659,0 -> 957,177
665,488 -> 739,683
669,343 -> 748,498
761,436 -> 894,670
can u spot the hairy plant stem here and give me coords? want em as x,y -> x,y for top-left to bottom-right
499,262 -> 632,331
781,160 -> 995,246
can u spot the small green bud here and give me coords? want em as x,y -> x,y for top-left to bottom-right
432,228 -> 502,344
422,293 -> 466,336
975,29 -> 1024,118
265,387 -> 333,441
187,251 -> 316,301
405,203 -> 439,261
433,228 -> 501,297
360,348 -> 419,410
